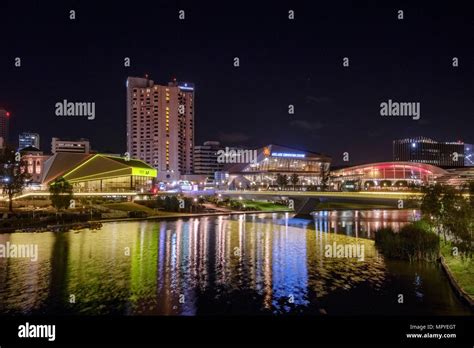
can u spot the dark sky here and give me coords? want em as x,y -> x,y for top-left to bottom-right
1,0 -> 473,165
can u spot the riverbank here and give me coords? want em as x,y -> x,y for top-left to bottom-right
440,242 -> 474,309
1,209 -> 294,233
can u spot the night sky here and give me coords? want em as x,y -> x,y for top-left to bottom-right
1,1 -> 473,165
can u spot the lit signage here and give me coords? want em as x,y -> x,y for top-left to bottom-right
132,167 -> 158,177
271,152 -> 305,158
179,83 -> 194,91
263,147 -> 271,157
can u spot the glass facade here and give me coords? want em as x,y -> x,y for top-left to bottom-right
72,175 -> 153,192
244,157 -> 323,173
241,156 -> 328,185
333,165 -> 433,181
331,162 -> 447,190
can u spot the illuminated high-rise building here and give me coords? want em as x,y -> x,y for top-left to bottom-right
19,132 -> 40,150
0,108 -> 10,145
51,137 -> 90,154
126,76 -> 194,181
393,136 -> 472,167
194,141 -> 225,178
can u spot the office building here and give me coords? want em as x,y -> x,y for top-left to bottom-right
51,137 -> 90,154
19,132 -> 40,150
464,144 -> 474,166
0,108 -> 10,144
126,76 -> 194,181
194,141 -> 225,178
393,137 -> 469,167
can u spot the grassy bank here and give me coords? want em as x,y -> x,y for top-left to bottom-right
441,241 -> 474,298
240,200 -> 290,212
103,202 -> 178,216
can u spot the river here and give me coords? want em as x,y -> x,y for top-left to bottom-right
0,210 -> 470,315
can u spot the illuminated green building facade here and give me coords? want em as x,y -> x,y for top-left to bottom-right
41,153 -> 157,193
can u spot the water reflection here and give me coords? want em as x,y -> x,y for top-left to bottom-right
0,211 -> 469,316
311,209 -> 421,238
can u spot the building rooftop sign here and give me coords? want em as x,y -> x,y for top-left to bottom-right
271,152 -> 305,158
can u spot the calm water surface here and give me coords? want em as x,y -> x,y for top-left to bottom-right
0,210 -> 470,315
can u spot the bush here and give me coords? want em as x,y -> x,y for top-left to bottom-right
375,222 -> 439,261
229,200 -> 243,210
128,211 -> 148,218
135,199 -> 159,209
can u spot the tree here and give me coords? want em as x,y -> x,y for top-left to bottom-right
290,173 -> 299,190
320,163 -> 330,191
439,186 -> 473,255
49,178 -> 74,211
164,196 -> 172,211
170,196 -> 180,211
276,174 -> 288,189
420,183 -> 473,256
468,181 -> 474,209
420,184 -> 444,233
0,147 -> 30,212
163,196 -> 180,212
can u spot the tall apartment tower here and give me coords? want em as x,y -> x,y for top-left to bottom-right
0,108 -> 10,145
126,76 -> 194,181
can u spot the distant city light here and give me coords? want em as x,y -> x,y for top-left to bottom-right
411,143 -> 416,148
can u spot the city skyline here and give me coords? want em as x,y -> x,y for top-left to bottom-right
1,2 -> 473,165
0,2 -> 473,344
